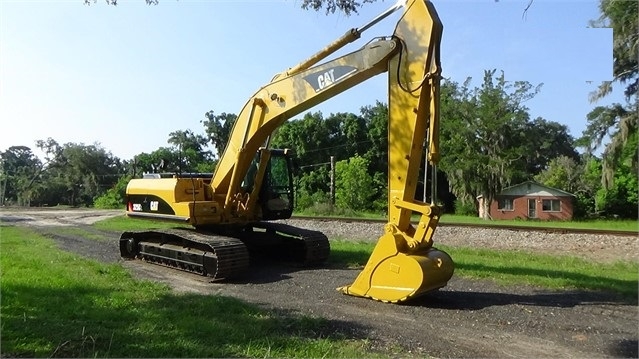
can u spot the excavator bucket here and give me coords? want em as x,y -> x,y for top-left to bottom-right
337,0 -> 453,303
338,231 -> 454,303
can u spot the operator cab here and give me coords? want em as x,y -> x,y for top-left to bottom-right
242,148 -> 295,220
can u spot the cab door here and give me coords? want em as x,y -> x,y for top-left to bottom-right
260,150 -> 294,220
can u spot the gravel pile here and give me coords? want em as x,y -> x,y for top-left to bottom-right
281,219 -> 638,263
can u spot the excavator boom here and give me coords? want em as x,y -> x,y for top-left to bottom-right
212,39 -> 401,219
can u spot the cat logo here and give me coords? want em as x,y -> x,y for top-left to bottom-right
304,66 -> 357,93
317,69 -> 336,90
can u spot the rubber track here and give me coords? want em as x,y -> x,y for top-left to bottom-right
252,222 -> 331,265
120,228 -> 250,280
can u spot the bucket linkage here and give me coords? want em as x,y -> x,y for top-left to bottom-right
338,202 -> 454,303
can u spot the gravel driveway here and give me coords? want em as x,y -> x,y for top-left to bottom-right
2,208 -> 637,358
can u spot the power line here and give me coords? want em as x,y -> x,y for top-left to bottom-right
300,139 -> 377,154
298,162 -> 331,169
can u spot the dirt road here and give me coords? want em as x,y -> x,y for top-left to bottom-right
2,208 -> 637,358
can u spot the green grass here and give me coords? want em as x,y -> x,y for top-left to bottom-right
327,240 -> 377,268
93,215 -> 191,231
328,240 -> 638,299
0,225 -> 380,358
444,245 -> 638,298
53,227 -> 112,241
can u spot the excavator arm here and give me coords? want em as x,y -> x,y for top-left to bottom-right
339,0 -> 454,302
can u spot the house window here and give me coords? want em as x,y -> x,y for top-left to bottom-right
542,199 -> 560,212
498,198 -> 513,211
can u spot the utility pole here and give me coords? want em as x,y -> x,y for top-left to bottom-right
0,160 -> 6,206
423,132 -> 428,203
0,175 -> 5,206
330,156 -> 335,206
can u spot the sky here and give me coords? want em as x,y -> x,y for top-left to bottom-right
0,0 -> 623,161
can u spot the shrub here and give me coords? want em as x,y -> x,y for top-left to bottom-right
93,175 -> 131,209
295,190 -> 330,211
454,199 -> 478,216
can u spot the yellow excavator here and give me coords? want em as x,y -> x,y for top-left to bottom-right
120,0 -> 454,303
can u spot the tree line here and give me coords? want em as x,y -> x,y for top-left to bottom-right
4,0 -> 637,219
1,67 -> 636,219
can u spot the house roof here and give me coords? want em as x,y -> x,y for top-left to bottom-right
499,181 -> 575,197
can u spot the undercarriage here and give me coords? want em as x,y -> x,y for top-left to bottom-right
119,222 -> 330,280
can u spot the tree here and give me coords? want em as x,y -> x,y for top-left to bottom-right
594,129 -> 638,218
300,0 -> 372,15
268,108 -> 389,211
0,146 -> 43,205
132,147 -> 178,174
360,101 -> 388,177
56,143 -> 123,206
333,112 -> 369,156
534,156 -> 582,195
271,111 -> 335,195
580,103 -> 637,188
32,139 -> 66,206
167,129 -> 212,173
534,155 -> 591,217
439,70 -> 543,218
1,140 -> 130,207
201,111 -> 237,159
129,127 -> 214,176
581,0 -> 638,188
595,163 -> 638,218
93,174 -> 132,209
589,0 -> 638,101
295,166 -> 332,210
335,155 -> 374,211
522,117 -> 579,177
579,156 -> 604,217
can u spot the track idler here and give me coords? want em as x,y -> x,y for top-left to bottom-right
338,231 -> 454,303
